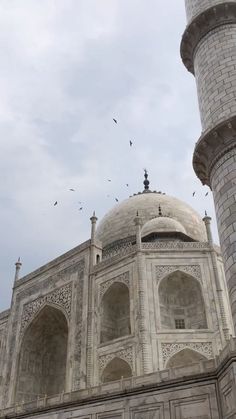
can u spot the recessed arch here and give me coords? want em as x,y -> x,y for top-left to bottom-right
101,357 -> 132,383
100,282 -> 131,343
166,348 -> 208,369
16,304 -> 68,402
158,271 -> 207,330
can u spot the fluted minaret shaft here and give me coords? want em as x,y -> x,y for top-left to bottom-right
181,0 -> 236,334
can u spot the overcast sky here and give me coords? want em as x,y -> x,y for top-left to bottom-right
0,0 -> 218,311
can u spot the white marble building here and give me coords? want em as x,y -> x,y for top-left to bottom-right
1,0 -> 236,416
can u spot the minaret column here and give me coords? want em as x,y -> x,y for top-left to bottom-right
181,1 -> 236,334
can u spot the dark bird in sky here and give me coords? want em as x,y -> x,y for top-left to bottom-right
108,179 -> 111,182
129,140 -> 133,147
113,118 -> 117,124
79,207 -> 83,211
126,184 -> 129,187
192,192 -> 196,197
115,198 -> 119,202
69,188 -> 75,191
205,192 -> 209,196
54,201 -> 58,206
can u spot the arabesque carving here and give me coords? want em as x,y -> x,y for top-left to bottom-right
156,265 -> 201,281
99,347 -> 133,371
161,342 -> 213,365
20,283 -> 72,337
99,272 -> 130,299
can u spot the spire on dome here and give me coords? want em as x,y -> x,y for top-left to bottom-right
158,205 -> 162,216
143,169 -> 151,193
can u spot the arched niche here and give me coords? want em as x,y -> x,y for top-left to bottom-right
166,348 -> 208,369
100,282 -> 131,343
16,305 -> 68,402
159,271 -> 207,330
101,357 -> 132,383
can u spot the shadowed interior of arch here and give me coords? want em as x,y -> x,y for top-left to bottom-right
166,348 -> 208,369
100,282 -> 131,343
15,305 -> 68,403
102,357 -> 132,383
159,271 -> 207,330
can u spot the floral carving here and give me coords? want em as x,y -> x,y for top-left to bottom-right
99,347 -> 133,371
142,242 -> 208,250
20,283 -> 72,337
161,342 -> 213,365
99,272 -> 130,298
156,265 -> 201,281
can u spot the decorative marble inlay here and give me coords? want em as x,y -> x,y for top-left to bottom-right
99,347 -> 133,371
143,242 -> 208,250
99,272 -> 130,298
156,265 -> 201,281
161,342 -> 213,365
20,283 -> 72,337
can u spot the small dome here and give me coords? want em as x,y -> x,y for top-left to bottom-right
96,192 -> 206,247
141,216 -> 186,238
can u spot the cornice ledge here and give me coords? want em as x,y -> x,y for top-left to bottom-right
193,115 -> 236,186
181,2 -> 236,74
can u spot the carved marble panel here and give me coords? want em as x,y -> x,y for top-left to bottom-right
99,347 -> 133,372
99,272 -> 130,299
131,404 -> 164,419
161,342 -> 213,365
156,265 -> 201,282
170,394 -> 213,419
20,283 -> 72,338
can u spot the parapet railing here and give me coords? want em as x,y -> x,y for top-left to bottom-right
1,337 -> 236,417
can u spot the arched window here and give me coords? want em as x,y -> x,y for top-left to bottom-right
159,271 -> 207,330
166,348 -> 208,369
102,357 -> 132,383
100,282 -> 131,343
16,305 -> 68,403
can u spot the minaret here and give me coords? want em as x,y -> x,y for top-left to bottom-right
181,1 -> 236,334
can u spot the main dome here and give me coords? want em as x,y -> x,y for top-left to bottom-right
96,191 -> 207,247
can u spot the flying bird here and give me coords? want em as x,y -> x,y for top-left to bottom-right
126,184 -> 129,187
54,201 -> 58,206
79,207 -> 83,211
129,140 -> 133,147
113,118 -> 117,124
69,188 -> 75,192
205,192 -> 209,196
107,179 -> 112,182
115,198 -> 119,202
192,192 -> 196,197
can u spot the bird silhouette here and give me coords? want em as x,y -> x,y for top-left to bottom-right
205,192 -> 209,196
129,140 -> 133,147
69,188 -> 75,192
115,198 -> 119,202
107,179 -> 111,182
113,118 -> 117,124
79,207 -> 83,211
54,201 -> 58,206
192,192 -> 196,197
126,184 -> 129,187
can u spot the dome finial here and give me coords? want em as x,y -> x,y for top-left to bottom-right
143,169 -> 150,192
158,205 -> 162,217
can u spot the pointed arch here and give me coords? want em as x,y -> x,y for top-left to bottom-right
166,348 -> 208,369
101,357 -> 132,383
16,304 -> 68,402
158,270 -> 207,330
100,282 -> 131,343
